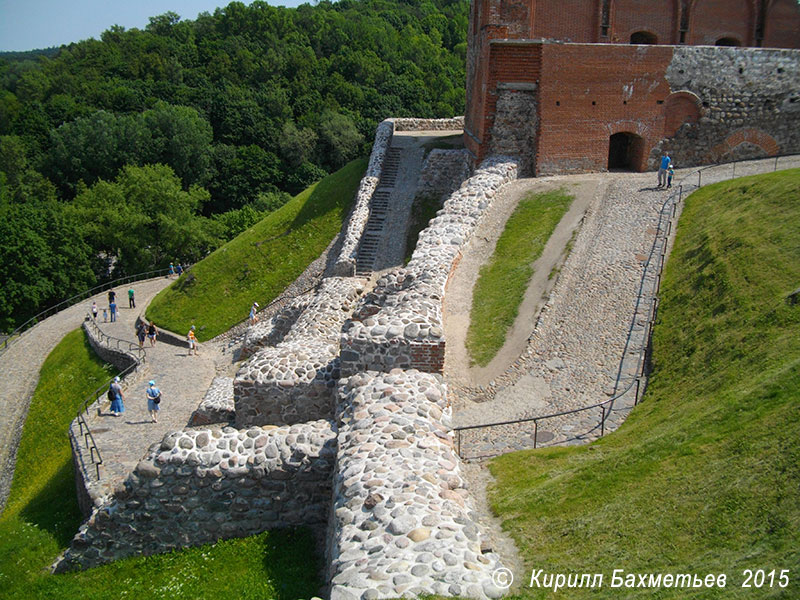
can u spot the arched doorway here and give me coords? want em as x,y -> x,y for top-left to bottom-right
715,37 -> 740,46
608,132 -> 645,171
630,31 -> 657,44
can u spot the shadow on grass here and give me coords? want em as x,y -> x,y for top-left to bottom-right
18,459 -> 83,548
260,527 -> 323,600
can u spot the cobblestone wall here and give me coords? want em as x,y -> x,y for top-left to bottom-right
326,370 -> 506,600
55,420 -> 336,572
340,157 -> 518,377
235,277 -> 365,427
83,321 -> 140,374
189,376 -> 235,426
392,117 -> 465,131
416,149 -> 472,201
333,120 -> 395,276
658,46 -> 800,167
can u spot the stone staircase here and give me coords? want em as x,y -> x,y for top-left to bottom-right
355,147 -> 401,276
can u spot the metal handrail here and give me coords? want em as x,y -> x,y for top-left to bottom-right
453,152 -> 799,459
71,319 -> 147,480
1,266 -> 185,355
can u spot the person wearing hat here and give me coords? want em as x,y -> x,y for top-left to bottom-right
187,325 -> 199,356
249,302 -> 260,325
109,376 -> 125,416
146,380 -> 162,423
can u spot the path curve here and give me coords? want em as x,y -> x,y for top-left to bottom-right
0,277 -> 172,512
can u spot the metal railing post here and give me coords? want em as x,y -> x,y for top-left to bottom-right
534,420 -> 539,449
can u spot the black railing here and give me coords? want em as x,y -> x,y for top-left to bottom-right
71,319 -> 147,480
1,266 -> 183,356
453,153 -> 800,460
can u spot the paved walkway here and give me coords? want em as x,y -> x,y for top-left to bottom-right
0,278 -> 172,510
450,155 -> 800,458
82,293 -> 222,497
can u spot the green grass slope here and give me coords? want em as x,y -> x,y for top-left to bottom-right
147,158 -> 367,341
0,329 -> 319,599
488,169 -> 800,599
467,189 -> 573,366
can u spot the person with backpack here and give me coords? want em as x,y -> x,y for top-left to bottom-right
136,321 -> 147,349
146,380 -> 162,423
108,376 -> 124,416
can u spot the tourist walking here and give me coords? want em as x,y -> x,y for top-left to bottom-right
128,288 -> 135,308
91,301 -> 98,320
667,164 -> 674,188
657,152 -> 671,187
176,263 -> 183,276
108,376 -> 125,416
146,380 -> 161,423
109,299 -> 117,322
147,321 -> 158,346
108,289 -> 116,305
249,302 -> 259,324
168,262 -> 175,278
102,307 -> 108,322
187,325 -> 199,356
136,321 -> 147,349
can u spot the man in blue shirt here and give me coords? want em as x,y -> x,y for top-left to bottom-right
658,152 -> 671,188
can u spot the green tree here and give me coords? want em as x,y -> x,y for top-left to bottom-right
70,164 -> 218,275
315,110 -> 364,171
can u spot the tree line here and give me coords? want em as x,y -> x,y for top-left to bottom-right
0,0 -> 468,331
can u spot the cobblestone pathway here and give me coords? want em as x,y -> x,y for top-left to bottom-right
83,303 -> 222,498
451,156 -> 800,459
0,278 -> 172,510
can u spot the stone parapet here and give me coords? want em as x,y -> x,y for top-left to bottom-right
326,370 -> 505,600
235,277 -> 365,427
392,117 -> 465,131
340,157 -> 518,376
83,320 -> 140,374
55,420 -> 337,573
189,376 -> 234,426
333,120 -> 395,276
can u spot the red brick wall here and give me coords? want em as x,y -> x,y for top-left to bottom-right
763,0 -> 800,49
611,0 -> 680,44
535,43 -> 673,174
687,0 -> 757,46
532,0 -> 601,42
410,342 -> 446,374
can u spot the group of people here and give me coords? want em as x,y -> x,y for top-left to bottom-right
106,377 -> 161,423
90,288 -> 136,323
167,262 -> 186,278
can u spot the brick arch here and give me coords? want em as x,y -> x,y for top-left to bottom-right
605,121 -> 655,171
708,128 -> 780,162
664,91 -> 703,137
687,0 -> 757,46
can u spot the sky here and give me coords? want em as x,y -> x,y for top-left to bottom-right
0,0 -> 306,52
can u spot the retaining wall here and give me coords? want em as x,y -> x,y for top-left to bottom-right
235,277 -> 365,427
55,420 -> 337,572
326,370 -> 505,600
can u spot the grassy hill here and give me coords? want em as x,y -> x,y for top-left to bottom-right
488,169 -> 800,598
0,329 -> 319,599
146,158 -> 367,341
